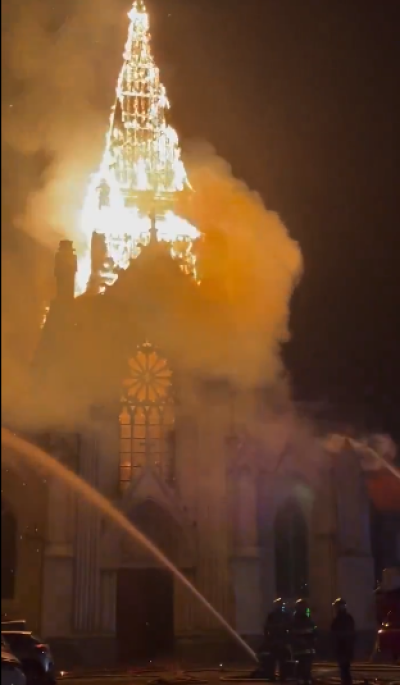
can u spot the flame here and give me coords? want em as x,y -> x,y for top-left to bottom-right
76,0 -> 199,295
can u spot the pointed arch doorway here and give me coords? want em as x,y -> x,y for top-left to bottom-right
116,499 -> 183,664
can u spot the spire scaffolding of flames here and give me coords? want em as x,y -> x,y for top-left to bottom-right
77,0 -> 199,294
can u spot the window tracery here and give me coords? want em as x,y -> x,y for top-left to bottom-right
119,342 -> 175,490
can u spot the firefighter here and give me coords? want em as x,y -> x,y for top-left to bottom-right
260,598 -> 292,681
291,599 -> 317,685
331,598 -> 356,685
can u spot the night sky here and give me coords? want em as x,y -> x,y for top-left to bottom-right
2,0 -> 400,437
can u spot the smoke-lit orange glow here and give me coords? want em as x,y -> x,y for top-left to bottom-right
2,0 -> 304,427
77,0 -> 199,294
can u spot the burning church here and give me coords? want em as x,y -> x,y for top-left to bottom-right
2,0 -> 398,667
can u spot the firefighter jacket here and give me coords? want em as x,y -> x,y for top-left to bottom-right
263,610 -> 292,650
291,614 -> 317,656
330,612 -> 356,662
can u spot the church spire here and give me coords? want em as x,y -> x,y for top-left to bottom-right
77,0 -> 199,294
108,0 -> 188,199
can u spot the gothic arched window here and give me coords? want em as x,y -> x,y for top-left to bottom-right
119,342 -> 175,491
1,500 -> 17,600
274,498 -> 309,599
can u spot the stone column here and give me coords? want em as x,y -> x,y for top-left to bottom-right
333,450 -> 375,631
236,466 -> 258,549
230,464 -> 263,636
174,412 -> 199,517
100,570 -> 117,633
193,389 -> 233,633
46,477 -> 74,553
309,461 -> 337,628
257,474 -> 276,617
41,436 -> 77,638
73,427 -> 101,633
174,569 -> 196,636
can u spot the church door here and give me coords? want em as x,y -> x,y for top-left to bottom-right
116,567 -> 174,663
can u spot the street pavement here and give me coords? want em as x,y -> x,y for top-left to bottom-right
58,662 -> 400,685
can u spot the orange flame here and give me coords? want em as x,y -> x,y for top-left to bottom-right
76,1 -> 199,294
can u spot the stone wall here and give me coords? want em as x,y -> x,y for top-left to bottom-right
1,460 -> 47,634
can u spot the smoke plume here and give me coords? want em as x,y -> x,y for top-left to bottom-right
2,0 -> 303,440
180,141 -> 303,388
1,0 -> 127,419
2,0 -> 127,242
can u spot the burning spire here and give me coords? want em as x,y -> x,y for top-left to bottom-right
78,0 -> 199,294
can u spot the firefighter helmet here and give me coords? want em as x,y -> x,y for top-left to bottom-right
273,597 -> 287,612
294,598 -> 310,616
332,597 -> 347,611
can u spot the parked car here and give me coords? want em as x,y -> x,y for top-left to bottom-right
1,631 -> 55,684
2,621 -> 28,632
376,610 -> 400,663
1,638 -> 26,685
374,568 -> 400,663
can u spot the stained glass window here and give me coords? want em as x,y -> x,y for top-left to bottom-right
119,342 -> 175,490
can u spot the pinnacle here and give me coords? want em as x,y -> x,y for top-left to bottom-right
130,0 -> 146,15
128,1 -> 148,30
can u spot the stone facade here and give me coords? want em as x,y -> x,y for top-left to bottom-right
1,459 -> 47,633
1,242 -> 377,665
2,414 -> 376,665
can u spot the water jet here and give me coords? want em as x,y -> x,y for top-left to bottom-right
1,427 -> 258,664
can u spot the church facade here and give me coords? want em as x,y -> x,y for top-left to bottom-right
1,0 -> 386,667
2,236 -> 378,665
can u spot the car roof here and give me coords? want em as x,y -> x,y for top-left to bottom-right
1,649 -> 21,665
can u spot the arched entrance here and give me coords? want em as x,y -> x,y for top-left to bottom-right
116,500 -> 181,663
